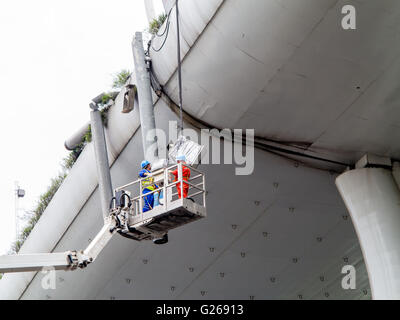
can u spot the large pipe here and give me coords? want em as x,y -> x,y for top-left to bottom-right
336,168 -> 400,300
132,31 -> 159,163
90,103 -> 113,221
64,121 -> 90,151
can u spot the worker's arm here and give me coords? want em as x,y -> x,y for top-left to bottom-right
170,169 -> 178,181
183,166 -> 191,179
139,169 -> 149,178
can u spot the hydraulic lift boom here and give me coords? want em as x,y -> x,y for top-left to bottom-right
0,218 -> 116,274
0,162 -> 207,274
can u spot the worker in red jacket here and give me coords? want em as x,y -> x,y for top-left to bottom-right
171,155 -> 191,199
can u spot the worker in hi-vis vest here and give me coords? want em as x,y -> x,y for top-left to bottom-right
171,155 -> 191,199
139,160 -> 158,212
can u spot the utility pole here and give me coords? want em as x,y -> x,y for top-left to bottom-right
89,99 -> 113,222
14,182 -> 25,242
132,31 -> 159,163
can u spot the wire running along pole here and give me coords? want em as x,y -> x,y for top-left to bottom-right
176,0 -> 184,135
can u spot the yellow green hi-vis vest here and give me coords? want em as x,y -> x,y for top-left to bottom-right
139,169 -> 156,190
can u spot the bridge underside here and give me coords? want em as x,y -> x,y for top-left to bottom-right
18,103 -> 369,300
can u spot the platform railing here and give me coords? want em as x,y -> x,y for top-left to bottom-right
114,163 -> 206,217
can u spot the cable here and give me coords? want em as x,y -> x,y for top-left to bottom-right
145,4 -> 349,172
155,6 -> 174,38
118,193 -> 132,208
109,197 -> 116,210
150,6 -> 174,52
152,80 -> 351,172
151,22 -> 171,52
176,0 -> 184,135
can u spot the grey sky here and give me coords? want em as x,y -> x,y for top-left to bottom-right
0,0 -> 160,254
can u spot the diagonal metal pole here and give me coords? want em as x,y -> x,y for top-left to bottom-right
90,103 -> 113,221
132,31 -> 159,162
176,0 -> 184,135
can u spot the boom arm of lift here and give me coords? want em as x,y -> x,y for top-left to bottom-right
0,218 -> 117,274
0,163 -> 207,274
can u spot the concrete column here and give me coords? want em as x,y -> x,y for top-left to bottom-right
90,108 -> 113,221
336,167 -> 400,299
132,31 -> 158,163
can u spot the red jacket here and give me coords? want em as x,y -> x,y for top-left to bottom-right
171,165 -> 191,182
172,165 -> 191,198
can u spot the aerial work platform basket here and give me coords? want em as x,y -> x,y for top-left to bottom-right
113,162 -> 206,242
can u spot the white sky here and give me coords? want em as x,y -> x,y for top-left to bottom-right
0,0 -> 164,254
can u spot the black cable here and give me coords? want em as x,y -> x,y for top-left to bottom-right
156,20 -> 169,38
150,6 -> 174,52
253,141 -> 350,168
109,197 -> 116,210
149,60 -> 163,95
154,6 -> 174,38
118,193 -> 132,208
176,0 -> 184,135
153,81 -> 351,170
151,21 -> 171,52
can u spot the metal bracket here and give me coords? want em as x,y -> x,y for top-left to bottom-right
67,251 -> 92,270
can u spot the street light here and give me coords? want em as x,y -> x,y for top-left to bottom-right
17,188 -> 25,198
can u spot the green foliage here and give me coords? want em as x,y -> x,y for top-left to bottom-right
101,93 -> 113,105
112,69 -> 131,89
62,152 -> 78,171
100,107 -> 110,128
83,124 -> 92,143
8,124 -> 95,253
9,126 -> 90,254
9,172 -> 67,254
98,92 -> 118,128
149,13 -> 167,35
21,225 -> 34,242
99,92 -> 118,108
10,240 -> 22,254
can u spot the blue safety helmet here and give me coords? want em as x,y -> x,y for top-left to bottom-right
176,155 -> 186,162
141,160 -> 150,168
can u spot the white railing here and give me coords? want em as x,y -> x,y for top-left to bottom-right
114,162 -> 206,216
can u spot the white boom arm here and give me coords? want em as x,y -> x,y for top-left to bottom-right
0,252 -> 80,273
0,218 -> 116,274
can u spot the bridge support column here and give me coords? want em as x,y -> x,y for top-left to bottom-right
90,104 -> 113,221
131,31 -> 158,163
336,163 -> 400,299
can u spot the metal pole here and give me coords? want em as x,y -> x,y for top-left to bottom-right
90,106 -> 113,221
132,31 -> 158,163
139,182 -> 143,215
164,168 -> 168,211
202,173 -> 206,207
14,181 -> 19,242
176,0 -> 184,134
179,162 -> 183,201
